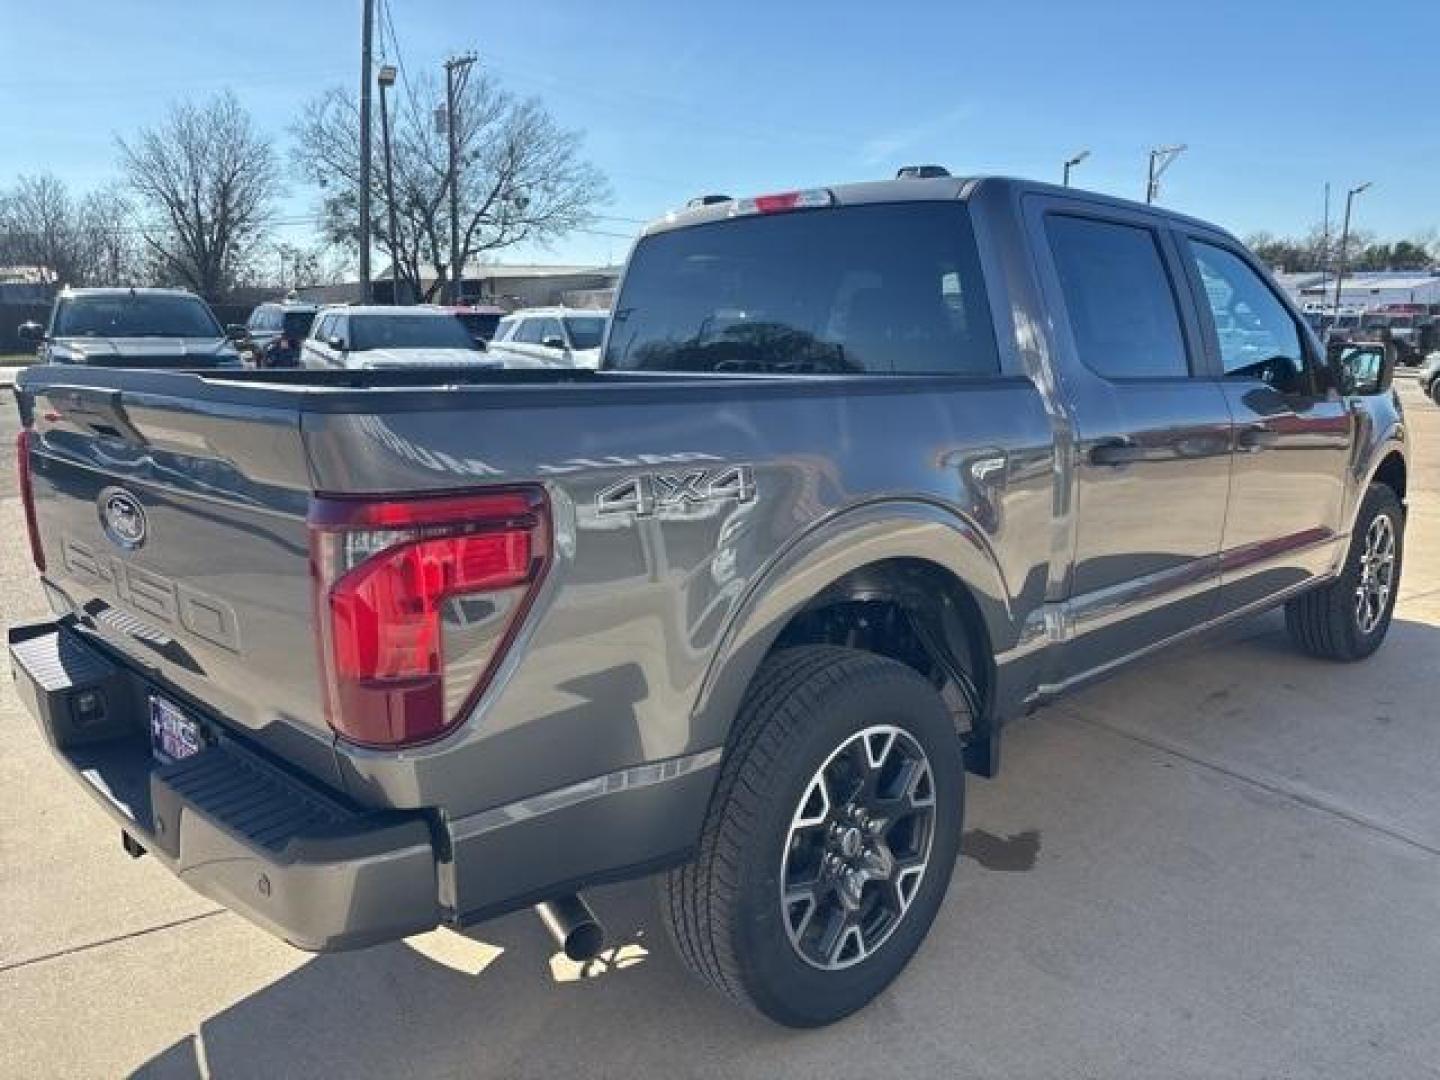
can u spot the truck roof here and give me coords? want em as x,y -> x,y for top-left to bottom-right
642,174 -> 1230,242
55,286 -> 205,300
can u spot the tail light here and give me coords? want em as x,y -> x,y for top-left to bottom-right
731,188 -> 834,216
16,429 -> 46,572
308,487 -> 549,747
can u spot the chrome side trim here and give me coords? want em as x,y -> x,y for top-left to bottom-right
448,747 -> 724,844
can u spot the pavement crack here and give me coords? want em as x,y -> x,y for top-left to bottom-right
1066,711 -> 1440,859
0,909 -> 227,974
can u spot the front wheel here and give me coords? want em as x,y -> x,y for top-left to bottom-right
1285,483 -> 1404,661
661,646 -> 965,1027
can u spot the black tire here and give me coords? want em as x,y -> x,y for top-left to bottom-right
1430,380 -> 1440,407
661,645 -> 965,1027
1285,483 -> 1404,661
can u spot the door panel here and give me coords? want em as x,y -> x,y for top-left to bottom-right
1178,237 -> 1352,612
1026,199 -> 1233,680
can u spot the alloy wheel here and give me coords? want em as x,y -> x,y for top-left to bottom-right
779,724 -> 936,971
1355,514 -> 1396,634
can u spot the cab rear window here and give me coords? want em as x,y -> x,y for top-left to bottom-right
603,202 -> 999,376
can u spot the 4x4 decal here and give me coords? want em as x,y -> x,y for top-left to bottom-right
596,465 -> 757,519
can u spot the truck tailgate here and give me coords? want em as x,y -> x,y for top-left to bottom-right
20,381 -> 337,786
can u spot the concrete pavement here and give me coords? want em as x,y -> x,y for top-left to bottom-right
1,383 -> 1438,1079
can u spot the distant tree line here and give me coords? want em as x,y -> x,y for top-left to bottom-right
1245,225 -> 1438,274
0,74 -> 607,302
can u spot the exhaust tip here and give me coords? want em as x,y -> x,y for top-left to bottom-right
536,895 -> 605,962
562,919 -> 605,963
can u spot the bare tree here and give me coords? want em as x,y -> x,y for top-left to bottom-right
292,70 -> 608,302
118,91 -> 282,299
0,174 -> 144,286
0,174 -> 84,284
76,186 -> 143,285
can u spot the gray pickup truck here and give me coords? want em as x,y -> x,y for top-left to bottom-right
10,174 -> 1408,1027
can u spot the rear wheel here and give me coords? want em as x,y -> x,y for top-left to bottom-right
1285,483 -> 1403,660
661,646 -> 965,1027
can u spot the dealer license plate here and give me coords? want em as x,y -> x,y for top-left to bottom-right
149,696 -> 204,764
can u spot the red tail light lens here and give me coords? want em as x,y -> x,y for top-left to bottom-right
309,488 -> 549,747
16,430 -> 46,572
732,188 -> 835,215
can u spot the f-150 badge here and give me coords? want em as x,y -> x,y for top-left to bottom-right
596,465 -> 756,519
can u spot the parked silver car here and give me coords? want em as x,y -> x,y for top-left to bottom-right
301,305 -> 500,369
487,307 -> 609,368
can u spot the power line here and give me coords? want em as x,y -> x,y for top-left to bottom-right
379,0 -> 409,89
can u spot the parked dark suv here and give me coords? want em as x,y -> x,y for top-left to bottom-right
237,301 -> 319,368
18,287 -> 242,368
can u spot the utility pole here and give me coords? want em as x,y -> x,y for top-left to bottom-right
1320,182 -> 1331,298
1332,181 -> 1372,317
378,64 -> 400,304
443,52 -> 477,304
358,0 -> 375,303
1063,149 -> 1090,187
1145,144 -> 1187,204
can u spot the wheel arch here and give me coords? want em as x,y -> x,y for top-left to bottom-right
689,500 -> 1014,779
1371,448 -> 1406,504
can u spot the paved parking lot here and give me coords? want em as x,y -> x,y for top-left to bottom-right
2,379 -> 1438,1079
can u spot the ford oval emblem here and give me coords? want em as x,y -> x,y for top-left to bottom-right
98,487 -> 148,550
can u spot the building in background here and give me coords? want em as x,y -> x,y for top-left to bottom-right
0,266 -> 57,303
1275,270 -> 1440,312
300,263 -> 622,310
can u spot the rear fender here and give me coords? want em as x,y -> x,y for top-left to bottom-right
688,499 -> 1014,755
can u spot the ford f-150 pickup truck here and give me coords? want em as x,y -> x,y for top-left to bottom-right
9,174 -> 1408,1027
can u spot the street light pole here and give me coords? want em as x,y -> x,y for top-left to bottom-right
377,64 -> 400,304
1063,149 -> 1090,187
1145,144 -> 1187,204
443,52 -> 477,305
358,0 -> 375,303
1332,181 -> 1372,316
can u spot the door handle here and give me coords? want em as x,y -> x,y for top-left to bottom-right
1089,437 -> 1146,466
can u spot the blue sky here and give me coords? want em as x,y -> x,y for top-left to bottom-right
3,0 -> 1438,268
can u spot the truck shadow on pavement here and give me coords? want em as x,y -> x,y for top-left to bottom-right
131,615 -> 1440,1080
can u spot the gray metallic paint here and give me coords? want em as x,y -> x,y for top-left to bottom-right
14,177 -> 1408,925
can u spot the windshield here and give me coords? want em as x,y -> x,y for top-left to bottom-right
54,294 -> 222,338
563,316 -> 606,350
603,202 -> 999,376
455,311 -> 502,339
349,313 -> 478,351
282,310 -> 317,338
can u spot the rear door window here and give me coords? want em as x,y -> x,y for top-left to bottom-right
604,202 -> 999,375
1045,214 -> 1190,379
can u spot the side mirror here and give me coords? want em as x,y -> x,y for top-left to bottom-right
542,336 -> 567,351
327,335 -> 347,352
225,323 -> 249,341
1328,341 -> 1394,396
17,321 -> 43,344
